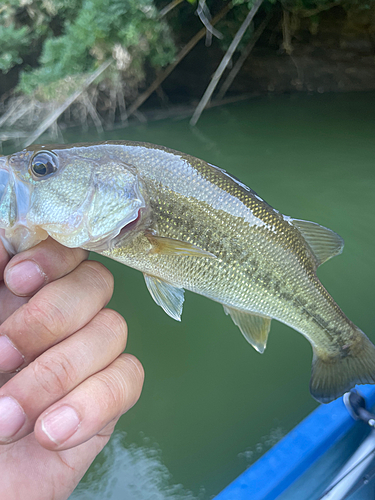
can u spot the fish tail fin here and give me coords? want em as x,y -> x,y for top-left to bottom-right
310,330 -> 375,403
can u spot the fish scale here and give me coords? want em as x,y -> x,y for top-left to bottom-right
0,140 -> 374,403
104,149 -> 352,335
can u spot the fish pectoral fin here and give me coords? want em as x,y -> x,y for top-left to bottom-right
223,306 -> 271,353
291,218 -> 344,267
144,274 -> 185,321
146,232 -> 216,259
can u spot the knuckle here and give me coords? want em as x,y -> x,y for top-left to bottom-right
50,238 -> 88,268
97,309 -> 128,347
80,261 -> 114,296
21,299 -> 65,342
95,371 -> 124,412
47,239 -> 73,268
98,417 -> 119,438
31,351 -> 75,396
47,237 -> 88,264
93,356 -> 144,416
122,354 -> 145,385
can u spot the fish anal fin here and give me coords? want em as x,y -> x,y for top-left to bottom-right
291,218 -> 344,267
146,232 -> 216,259
223,305 -> 271,353
144,274 -> 185,321
310,333 -> 375,403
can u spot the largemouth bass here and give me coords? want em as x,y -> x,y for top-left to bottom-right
0,141 -> 374,403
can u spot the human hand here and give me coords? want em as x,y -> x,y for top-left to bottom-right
0,236 -> 144,500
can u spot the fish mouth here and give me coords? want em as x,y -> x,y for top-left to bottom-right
0,155 -> 39,253
0,156 -> 10,196
0,155 -> 32,223
0,156 -> 14,228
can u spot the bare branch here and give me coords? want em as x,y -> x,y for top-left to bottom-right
159,0 -> 184,18
23,59 -> 112,147
282,9 -> 293,55
217,11 -> 272,100
190,0 -> 264,126
196,0 -> 224,44
126,3 -> 232,120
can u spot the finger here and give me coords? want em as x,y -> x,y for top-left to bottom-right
0,372 -> 16,390
35,354 -> 144,450
0,260 -> 114,372
0,237 -> 88,325
4,237 -> 88,297
0,283 -> 28,324
0,230 -> 11,282
0,309 -> 128,444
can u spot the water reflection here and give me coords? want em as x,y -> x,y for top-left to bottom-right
70,431 -> 202,500
32,92 -> 375,498
237,426 -> 284,467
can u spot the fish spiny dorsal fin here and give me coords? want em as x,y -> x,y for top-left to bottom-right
290,218 -> 344,267
223,305 -> 271,353
144,274 -> 185,321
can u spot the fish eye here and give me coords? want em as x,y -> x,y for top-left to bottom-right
30,152 -> 58,179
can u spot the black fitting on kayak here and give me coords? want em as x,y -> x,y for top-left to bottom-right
344,391 -> 375,427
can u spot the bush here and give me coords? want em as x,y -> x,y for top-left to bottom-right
0,0 -> 176,98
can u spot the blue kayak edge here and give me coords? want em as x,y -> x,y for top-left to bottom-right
214,385 -> 375,500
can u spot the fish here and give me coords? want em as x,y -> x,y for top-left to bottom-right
0,140 -> 374,403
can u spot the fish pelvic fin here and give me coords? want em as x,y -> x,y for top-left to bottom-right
144,274 -> 185,321
310,332 -> 375,403
290,218 -> 344,267
223,305 -> 271,353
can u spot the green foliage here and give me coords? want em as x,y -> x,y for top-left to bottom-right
0,25 -> 31,73
0,0 -> 84,76
7,0 -> 176,96
2,0 -> 375,100
281,0 -> 375,12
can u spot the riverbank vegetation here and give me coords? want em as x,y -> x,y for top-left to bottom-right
1,0 -> 375,145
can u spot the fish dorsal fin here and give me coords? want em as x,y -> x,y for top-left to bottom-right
290,218 -> 344,267
223,305 -> 271,353
144,274 -> 185,321
146,232 -> 216,259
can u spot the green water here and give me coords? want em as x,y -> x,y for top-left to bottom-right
9,92 -> 375,499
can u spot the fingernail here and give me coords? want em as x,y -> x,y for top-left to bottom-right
6,260 -> 46,296
41,405 -> 80,445
0,336 -> 23,372
0,396 -> 25,440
